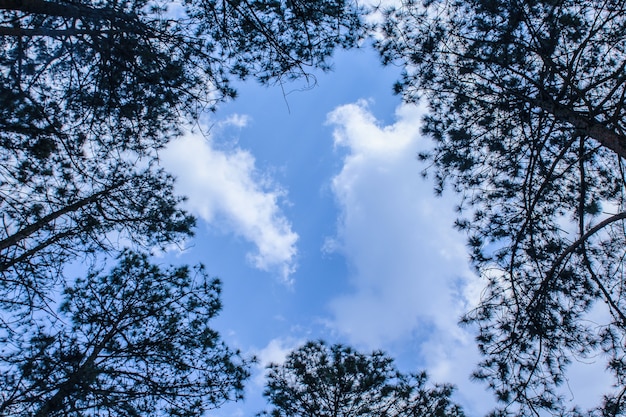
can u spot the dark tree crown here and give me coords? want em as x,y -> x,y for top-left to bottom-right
377,0 -> 626,415
259,340 -> 464,417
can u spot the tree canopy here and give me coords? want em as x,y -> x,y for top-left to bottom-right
378,0 -> 626,415
0,250 -> 250,416
259,340 -> 464,417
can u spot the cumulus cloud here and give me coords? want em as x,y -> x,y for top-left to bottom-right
161,119 -> 298,282
324,100 -> 492,414
325,100 -> 472,342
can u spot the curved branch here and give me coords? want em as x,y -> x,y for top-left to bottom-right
547,210 -> 626,281
523,211 -> 626,335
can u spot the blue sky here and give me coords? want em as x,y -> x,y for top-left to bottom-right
157,39 -> 610,416
158,45 -> 491,416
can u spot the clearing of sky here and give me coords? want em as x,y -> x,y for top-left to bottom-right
155,41 -> 504,413
157,44 -> 609,416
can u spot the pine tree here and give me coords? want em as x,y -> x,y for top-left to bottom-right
259,341 -> 464,417
378,0 -> 626,414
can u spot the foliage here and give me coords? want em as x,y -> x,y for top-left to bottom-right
0,160 -> 195,317
378,0 -> 626,415
0,250 -> 251,416
0,0 -> 367,413
259,340 -> 464,417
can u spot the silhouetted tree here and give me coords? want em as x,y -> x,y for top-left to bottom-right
378,0 -> 626,415
0,250 -> 250,416
259,340 -> 464,417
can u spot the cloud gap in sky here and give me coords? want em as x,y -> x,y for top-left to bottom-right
161,119 -> 298,283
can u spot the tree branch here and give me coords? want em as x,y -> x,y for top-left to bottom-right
534,97 -> 626,160
547,211 -> 626,281
0,183 -> 122,252
0,0 -> 131,22
0,0 -> 154,36
0,26 -> 106,37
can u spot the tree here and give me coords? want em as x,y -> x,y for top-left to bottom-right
0,250 -> 251,416
378,0 -> 626,415
258,340 -> 464,417
0,161 -> 195,317
0,1 -> 367,413
0,0 -> 366,315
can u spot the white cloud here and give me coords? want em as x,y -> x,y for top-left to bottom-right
255,337 -> 300,368
325,100 -> 472,343
161,120 -> 298,282
324,100 -> 492,414
252,337 -> 304,386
